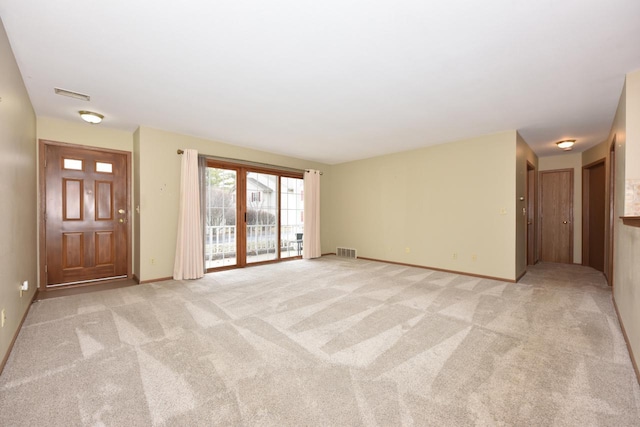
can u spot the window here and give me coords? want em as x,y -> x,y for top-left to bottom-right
95,162 -> 113,173
63,158 -> 83,170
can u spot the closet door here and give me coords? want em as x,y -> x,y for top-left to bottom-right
540,169 -> 573,263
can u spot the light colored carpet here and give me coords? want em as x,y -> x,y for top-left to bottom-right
1,257 -> 639,426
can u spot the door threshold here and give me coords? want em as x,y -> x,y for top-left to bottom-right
37,277 -> 137,300
46,275 -> 128,288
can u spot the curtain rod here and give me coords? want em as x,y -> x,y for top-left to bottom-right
177,149 -> 323,175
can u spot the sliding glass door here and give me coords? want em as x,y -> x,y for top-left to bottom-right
204,166 -> 238,269
280,176 -> 304,258
204,160 -> 304,271
246,171 -> 278,264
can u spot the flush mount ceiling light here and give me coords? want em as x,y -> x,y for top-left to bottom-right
79,110 -> 104,124
556,139 -> 575,150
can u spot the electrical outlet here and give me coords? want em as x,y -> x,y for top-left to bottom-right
1,309 -> 5,328
20,280 -> 28,297
405,247 -> 410,254
453,252 -> 458,260
472,254 -> 477,261
150,258 -> 156,265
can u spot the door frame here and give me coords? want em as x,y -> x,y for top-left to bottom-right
38,140 -> 132,291
582,158 -> 606,270
606,137 -> 616,287
526,162 -> 537,265
538,168 -> 574,263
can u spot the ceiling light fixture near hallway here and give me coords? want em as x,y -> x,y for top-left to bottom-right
556,139 -> 575,150
79,110 -> 104,124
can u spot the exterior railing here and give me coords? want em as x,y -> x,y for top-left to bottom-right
205,225 -> 237,259
204,224 -> 303,263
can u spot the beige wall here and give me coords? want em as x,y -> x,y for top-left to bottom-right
612,72 -> 640,372
582,139 -> 609,166
324,131 -> 519,281
626,70 -> 640,181
516,133 -> 538,278
37,116 -> 134,152
625,70 -> 640,217
135,126 -> 330,281
0,19 -> 37,367
538,152 -> 583,264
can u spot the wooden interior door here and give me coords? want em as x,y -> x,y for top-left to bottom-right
526,164 -> 536,265
43,142 -> 130,288
540,169 -> 573,263
582,160 -> 606,271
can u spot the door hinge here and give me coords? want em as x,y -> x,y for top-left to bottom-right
45,265 -> 48,273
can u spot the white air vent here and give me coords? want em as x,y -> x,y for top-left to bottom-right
54,87 -> 90,101
336,247 -> 357,259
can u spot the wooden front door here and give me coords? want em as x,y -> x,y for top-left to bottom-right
42,142 -> 130,288
540,169 -> 573,264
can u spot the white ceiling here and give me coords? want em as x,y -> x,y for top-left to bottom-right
1,1 -> 639,164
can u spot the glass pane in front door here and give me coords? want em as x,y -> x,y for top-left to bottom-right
246,171 -> 278,263
204,167 -> 237,268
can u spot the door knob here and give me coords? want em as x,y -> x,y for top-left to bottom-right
563,221 -> 568,224
119,218 -> 124,223
118,209 -> 125,214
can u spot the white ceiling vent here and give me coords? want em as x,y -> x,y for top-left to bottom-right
54,88 -> 90,101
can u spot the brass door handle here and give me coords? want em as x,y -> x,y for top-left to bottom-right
563,221 -> 568,224
119,218 -> 125,223
118,209 -> 125,214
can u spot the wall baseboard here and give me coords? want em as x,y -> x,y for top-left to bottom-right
612,296 -> 640,386
139,276 -> 174,284
0,291 -> 38,375
140,254 -> 514,285
356,256 -> 516,283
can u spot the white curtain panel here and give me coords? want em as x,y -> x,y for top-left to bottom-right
303,169 -> 321,259
173,149 -> 204,279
